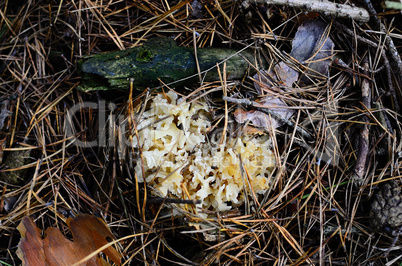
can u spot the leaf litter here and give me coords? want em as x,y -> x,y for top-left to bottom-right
236,20 -> 333,133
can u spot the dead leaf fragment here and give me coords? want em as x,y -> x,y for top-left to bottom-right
17,214 -> 122,266
16,216 -> 46,265
234,97 -> 294,131
290,20 -> 334,84
67,214 -> 122,265
253,62 -> 299,93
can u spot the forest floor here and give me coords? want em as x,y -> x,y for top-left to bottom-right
0,0 -> 401,265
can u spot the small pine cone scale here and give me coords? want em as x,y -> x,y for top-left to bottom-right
370,182 -> 402,230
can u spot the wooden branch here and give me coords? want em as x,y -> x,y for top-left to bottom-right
246,0 -> 370,22
353,60 -> 371,186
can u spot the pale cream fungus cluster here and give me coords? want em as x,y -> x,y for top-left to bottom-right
134,91 -> 275,215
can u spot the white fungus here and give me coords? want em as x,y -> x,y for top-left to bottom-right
134,91 -> 275,216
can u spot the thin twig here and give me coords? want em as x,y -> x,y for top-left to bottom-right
353,59 -> 371,186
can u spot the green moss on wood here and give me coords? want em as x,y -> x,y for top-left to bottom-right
78,38 -> 266,91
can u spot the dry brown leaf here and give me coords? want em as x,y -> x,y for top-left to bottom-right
16,214 -> 122,266
253,62 -> 299,93
234,96 -> 294,132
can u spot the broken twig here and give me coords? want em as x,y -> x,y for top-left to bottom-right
244,0 -> 370,22
353,59 -> 371,186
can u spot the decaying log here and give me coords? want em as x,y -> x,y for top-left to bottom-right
78,38 -> 266,91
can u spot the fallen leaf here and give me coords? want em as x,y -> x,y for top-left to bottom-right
17,214 -> 122,266
234,97 -> 294,131
16,216 -> 46,265
253,62 -> 299,93
290,20 -> 334,84
239,62 -> 297,132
